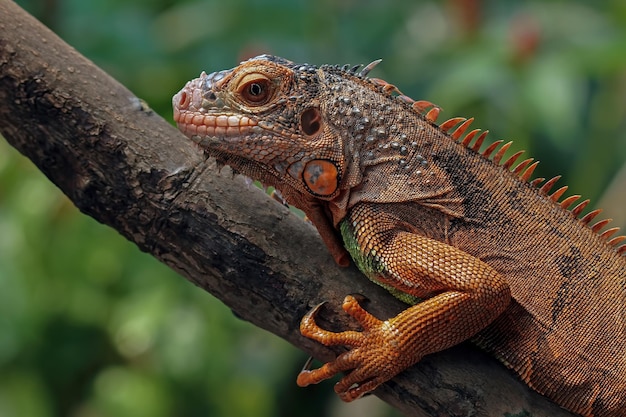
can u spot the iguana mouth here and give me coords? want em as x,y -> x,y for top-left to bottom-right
174,110 -> 258,139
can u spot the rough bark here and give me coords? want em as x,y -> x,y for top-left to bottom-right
0,1 -> 577,416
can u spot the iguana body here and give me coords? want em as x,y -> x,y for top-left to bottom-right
173,55 -> 626,417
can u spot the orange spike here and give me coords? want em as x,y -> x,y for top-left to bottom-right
369,78 -> 387,88
591,218 -> 611,233
571,199 -> 591,217
451,118 -> 474,140
425,107 -> 441,123
520,161 -> 540,182
559,194 -> 581,210
383,83 -> 399,95
600,227 -> 620,241
412,100 -> 435,113
530,177 -> 545,187
549,186 -> 568,202
397,95 -> 415,105
460,128 -> 480,145
482,140 -> 503,158
493,142 -> 513,165
512,158 -> 533,175
608,235 -> 626,246
503,150 -> 525,170
618,245 -> 626,255
581,208 -> 602,225
439,117 -> 466,133
470,131 -> 489,151
539,176 -> 561,194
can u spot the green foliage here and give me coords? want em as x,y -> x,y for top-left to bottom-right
1,1 -> 625,416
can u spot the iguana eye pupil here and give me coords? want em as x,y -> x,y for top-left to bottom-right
249,83 -> 262,95
240,79 -> 271,104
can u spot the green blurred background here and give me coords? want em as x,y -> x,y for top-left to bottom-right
1,1 -> 625,416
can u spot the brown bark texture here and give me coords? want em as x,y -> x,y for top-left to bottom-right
0,1 -> 576,416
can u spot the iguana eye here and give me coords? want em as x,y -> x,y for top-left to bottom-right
238,74 -> 273,105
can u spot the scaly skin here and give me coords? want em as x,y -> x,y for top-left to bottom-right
173,55 -> 626,417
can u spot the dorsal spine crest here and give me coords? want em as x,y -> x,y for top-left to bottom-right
356,66 -> 625,255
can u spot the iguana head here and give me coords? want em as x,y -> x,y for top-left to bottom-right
174,55 -> 433,209
174,55 -> 346,199
173,55 -> 464,229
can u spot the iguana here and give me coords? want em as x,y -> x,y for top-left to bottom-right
172,55 -> 626,417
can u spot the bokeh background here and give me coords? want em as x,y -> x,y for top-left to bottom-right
1,1 -> 625,416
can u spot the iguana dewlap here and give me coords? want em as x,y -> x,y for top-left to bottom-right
173,55 -> 626,417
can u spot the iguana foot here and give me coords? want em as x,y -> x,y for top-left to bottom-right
297,295 -> 413,401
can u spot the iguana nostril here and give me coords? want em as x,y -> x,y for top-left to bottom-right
176,91 -> 189,109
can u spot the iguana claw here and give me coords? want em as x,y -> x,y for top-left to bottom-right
296,295 -> 397,401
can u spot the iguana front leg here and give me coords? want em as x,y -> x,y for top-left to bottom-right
297,205 -> 511,401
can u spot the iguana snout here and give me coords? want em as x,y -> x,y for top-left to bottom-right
173,70 -> 259,142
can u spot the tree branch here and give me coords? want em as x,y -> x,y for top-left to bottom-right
0,1 -> 576,416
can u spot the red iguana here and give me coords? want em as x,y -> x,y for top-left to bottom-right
172,55 -> 626,417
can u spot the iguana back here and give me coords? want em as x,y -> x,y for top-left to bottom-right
173,55 -> 626,416
407,120 -> 626,415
